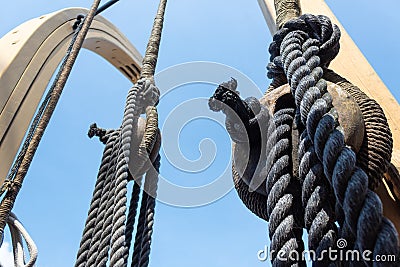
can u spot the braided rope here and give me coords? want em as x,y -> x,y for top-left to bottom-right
131,190 -> 150,267
87,131 -> 121,266
268,14 -> 399,262
298,130 -> 337,264
265,107 -> 305,266
209,80 -> 305,266
108,81 -> 145,267
274,0 -> 301,30
138,154 -> 160,267
74,129 -> 119,267
124,180 -> 142,263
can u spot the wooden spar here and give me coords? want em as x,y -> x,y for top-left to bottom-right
258,0 -> 400,232
0,8 -> 143,186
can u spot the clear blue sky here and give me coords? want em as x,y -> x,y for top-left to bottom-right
0,1 -> 399,266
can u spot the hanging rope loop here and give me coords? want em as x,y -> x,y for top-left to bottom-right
135,78 -> 160,115
4,212 -> 38,267
268,14 -> 341,80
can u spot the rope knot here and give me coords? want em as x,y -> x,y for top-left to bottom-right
134,78 -> 160,115
88,123 -> 111,144
268,14 -> 341,79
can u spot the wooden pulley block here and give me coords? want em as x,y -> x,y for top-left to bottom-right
128,107 -> 161,180
260,83 -> 365,153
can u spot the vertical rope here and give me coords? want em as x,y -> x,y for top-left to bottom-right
109,0 -> 166,264
131,190 -> 150,267
74,130 -> 119,267
141,0 -> 168,79
86,132 -> 121,266
267,13 -> 399,264
0,0 -> 102,242
138,155 -> 160,267
75,0 -> 166,265
124,180 -> 143,263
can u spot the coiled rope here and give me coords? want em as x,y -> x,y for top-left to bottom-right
267,13 -> 399,263
74,1 -> 166,266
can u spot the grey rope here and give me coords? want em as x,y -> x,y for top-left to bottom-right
138,154 -> 160,267
131,186 -> 150,267
124,179 -> 142,263
75,0 -> 166,265
87,130 -> 121,266
268,14 -> 399,263
265,107 -> 305,266
74,129 -> 120,267
298,130 -> 337,265
209,80 -> 305,267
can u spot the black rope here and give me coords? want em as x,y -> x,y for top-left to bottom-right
267,13 -> 399,265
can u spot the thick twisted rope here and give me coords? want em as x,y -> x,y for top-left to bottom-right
74,129 -> 120,267
209,80 -> 305,266
76,1 -> 165,265
124,180 -> 142,262
137,154 -> 160,267
265,107 -> 305,266
0,0 -> 102,240
298,130 -> 337,265
131,189 -> 150,267
108,81 -> 147,267
107,0 -> 166,262
7,212 -> 38,267
75,1 -> 165,265
270,1 -> 392,190
268,14 -> 399,263
232,166 -> 269,221
87,130 -> 122,266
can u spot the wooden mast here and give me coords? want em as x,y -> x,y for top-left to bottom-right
258,0 -> 400,232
